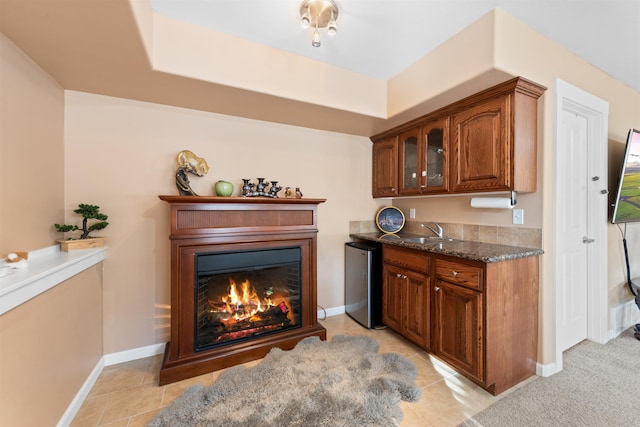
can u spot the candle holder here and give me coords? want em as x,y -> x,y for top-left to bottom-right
242,178 -> 282,198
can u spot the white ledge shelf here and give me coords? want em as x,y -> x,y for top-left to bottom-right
0,245 -> 106,315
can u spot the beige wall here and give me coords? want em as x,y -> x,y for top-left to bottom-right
0,34 -> 65,254
0,265 -> 103,426
64,91 -> 383,354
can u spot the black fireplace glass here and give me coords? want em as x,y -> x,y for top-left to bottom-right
194,247 -> 302,352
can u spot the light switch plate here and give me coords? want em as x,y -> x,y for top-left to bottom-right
409,208 -> 416,219
513,209 -> 524,225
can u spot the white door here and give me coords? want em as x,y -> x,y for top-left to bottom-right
556,111 -> 589,350
554,79 -> 609,373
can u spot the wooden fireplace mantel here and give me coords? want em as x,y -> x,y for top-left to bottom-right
158,195 -> 327,385
159,195 -> 327,204
158,196 -> 326,237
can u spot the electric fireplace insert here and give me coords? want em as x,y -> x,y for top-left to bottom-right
195,247 -> 302,351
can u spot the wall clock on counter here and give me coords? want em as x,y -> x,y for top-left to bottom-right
375,206 -> 405,234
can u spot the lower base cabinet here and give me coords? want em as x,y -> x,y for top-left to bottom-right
433,280 -> 483,382
382,246 -> 430,350
382,245 -> 539,395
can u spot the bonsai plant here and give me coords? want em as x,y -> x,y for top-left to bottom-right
55,204 -> 109,246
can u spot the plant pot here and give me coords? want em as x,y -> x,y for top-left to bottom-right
57,237 -> 107,252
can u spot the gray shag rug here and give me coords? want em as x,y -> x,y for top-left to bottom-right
460,327 -> 640,427
148,335 -> 421,427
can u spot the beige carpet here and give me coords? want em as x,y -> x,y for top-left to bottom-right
460,327 -> 639,427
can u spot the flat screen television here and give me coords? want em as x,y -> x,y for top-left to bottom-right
611,128 -> 640,223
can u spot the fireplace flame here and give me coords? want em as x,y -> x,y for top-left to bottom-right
212,278 -> 286,324
222,278 -> 263,314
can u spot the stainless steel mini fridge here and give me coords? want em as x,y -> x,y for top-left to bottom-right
345,241 -> 382,328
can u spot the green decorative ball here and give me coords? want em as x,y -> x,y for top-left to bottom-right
214,180 -> 234,197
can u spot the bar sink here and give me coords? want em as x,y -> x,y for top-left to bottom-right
396,234 -> 456,244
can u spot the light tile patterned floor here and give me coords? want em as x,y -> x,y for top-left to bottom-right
70,314 -> 501,426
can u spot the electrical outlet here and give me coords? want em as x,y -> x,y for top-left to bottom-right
409,208 -> 416,219
513,209 -> 524,225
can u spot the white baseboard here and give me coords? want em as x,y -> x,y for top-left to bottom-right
57,356 -> 105,427
536,360 -> 557,377
609,299 -> 640,340
103,342 -> 166,366
318,305 -> 345,319
58,343 -> 166,426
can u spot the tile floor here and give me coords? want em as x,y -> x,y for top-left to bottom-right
70,314 -> 505,427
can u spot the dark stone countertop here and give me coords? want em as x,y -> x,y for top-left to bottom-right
350,232 -> 543,263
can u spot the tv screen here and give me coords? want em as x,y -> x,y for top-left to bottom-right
612,129 -> 640,223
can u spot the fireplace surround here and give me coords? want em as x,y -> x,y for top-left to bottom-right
158,196 -> 326,385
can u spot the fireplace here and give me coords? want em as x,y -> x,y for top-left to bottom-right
158,196 -> 326,385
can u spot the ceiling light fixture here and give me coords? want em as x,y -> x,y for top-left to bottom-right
299,0 -> 339,48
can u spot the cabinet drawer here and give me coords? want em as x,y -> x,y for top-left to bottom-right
383,245 -> 430,274
435,259 -> 483,290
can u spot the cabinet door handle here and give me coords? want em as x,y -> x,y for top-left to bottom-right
396,273 -> 403,278
452,271 -> 459,277
434,286 -> 440,291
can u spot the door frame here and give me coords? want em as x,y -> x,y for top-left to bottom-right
554,79 -> 609,372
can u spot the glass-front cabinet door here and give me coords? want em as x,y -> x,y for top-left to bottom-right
399,128 -> 420,194
399,117 -> 448,195
422,117 -> 448,193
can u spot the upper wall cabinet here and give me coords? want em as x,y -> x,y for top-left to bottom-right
371,77 -> 546,198
372,136 -> 399,198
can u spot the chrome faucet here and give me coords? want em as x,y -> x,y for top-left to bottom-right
421,222 -> 443,239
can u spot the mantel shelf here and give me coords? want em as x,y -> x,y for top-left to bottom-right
159,196 -> 326,205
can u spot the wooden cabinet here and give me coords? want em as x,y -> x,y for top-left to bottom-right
399,117 -> 449,195
382,264 -> 403,332
433,280 -> 483,381
371,77 -> 546,198
431,254 -> 539,395
382,246 -> 430,349
372,136 -> 399,197
380,243 -> 540,395
451,95 -> 509,192
433,257 -> 484,382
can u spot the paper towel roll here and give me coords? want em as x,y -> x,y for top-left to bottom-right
469,197 -> 515,209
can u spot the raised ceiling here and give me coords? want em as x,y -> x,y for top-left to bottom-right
1,0 -> 638,137
152,0 -> 640,92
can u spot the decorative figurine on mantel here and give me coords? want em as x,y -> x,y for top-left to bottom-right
175,150 -> 209,196
284,187 -> 304,198
242,178 -> 282,198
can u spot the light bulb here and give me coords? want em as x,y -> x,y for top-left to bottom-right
328,18 -> 337,36
312,28 -> 321,47
300,9 -> 310,28
327,10 -> 337,36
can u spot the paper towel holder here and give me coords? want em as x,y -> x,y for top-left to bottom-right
469,191 -> 517,209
